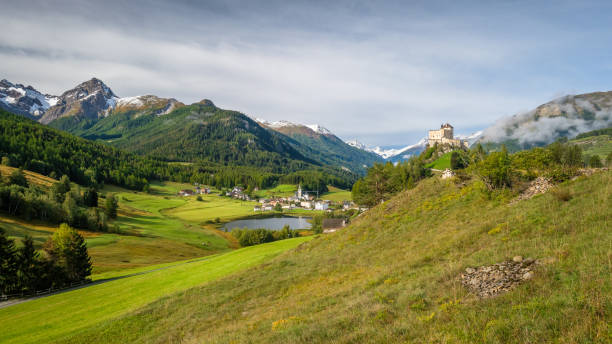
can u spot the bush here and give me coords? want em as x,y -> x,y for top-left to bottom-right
551,188 -> 572,202
588,155 -> 603,168
477,147 -> 513,189
8,169 -> 28,187
196,195 -> 203,201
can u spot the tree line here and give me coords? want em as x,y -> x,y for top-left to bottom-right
231,226 -> 301,247
0,224 -> 91,296
0,168 -> 117,231
351,139 -> 610,205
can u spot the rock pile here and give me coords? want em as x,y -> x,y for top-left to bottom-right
512,177 -> 553,203
461,256 -> 536,298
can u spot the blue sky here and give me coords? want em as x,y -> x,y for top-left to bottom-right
2,0 -> 612,146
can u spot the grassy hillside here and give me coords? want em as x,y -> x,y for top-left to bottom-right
0,237 -> 311,344
53,170 -> 611,343
426,151 -> 453,169
569,131 -> 612,160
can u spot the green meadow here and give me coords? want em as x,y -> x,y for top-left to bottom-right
0,237 -> 311,344
321,185 -> 352,202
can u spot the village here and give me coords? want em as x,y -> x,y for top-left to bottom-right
178,183 -> 357,213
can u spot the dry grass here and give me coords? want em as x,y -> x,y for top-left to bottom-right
0,165 -> 57,186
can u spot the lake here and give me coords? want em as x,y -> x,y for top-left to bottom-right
223,216 -> 312,231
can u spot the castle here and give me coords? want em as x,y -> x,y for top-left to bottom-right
427,123 -> 468,148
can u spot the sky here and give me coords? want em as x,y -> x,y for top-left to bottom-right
2,0 -> 612,146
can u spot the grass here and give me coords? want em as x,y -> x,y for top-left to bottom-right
254,184 -> 297,198
0,165 -> 57,187
55,170 -> 611,343
322,185 -> 352,202
426,151 -> 453,170
164,193 -> 259,223
0,237 -> 312,344
570,134 -> 612,160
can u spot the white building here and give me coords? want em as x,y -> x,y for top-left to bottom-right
314,201 -> 329,210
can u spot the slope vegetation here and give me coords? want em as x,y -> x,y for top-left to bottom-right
50,170 -> 611,343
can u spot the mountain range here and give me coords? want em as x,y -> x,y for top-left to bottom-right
0,77 -> 380,174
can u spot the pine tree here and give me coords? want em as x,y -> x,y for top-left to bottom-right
0,228 -> 18,295
105,194 -> 118,219
16,236 -> 40,293
46,224 -> 92,283
83,187 -> 98,207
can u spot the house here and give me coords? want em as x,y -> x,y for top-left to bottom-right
253,206 -> 261,212
300,201 -> 313,209
179,189 -> 195,196
263,205 -> 273,211
314,201 -> 329,211
427,123 -> 468,148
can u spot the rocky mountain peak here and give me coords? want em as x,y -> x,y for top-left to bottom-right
0,79 -> 59,120
40,78 -> 119,124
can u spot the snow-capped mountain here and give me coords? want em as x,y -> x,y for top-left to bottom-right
0,79 -> 59,120
40,78 -> 119,124
347,138 -> 428,160
1,77 -> 185,125
255,119 -> 333,136
456,130 -> 483,146
346,139 -> 368,151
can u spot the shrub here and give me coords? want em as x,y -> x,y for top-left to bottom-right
588,155 -> 603,168
551,188 -> 572,202
477,147 -> 513,189
196,195 -> 203,201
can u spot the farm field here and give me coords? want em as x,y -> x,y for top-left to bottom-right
321,185 -> 352,202
0,237 -> 311,344
254,184 -> 297,198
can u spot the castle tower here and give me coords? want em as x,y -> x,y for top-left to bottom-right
297,184 -> 302,199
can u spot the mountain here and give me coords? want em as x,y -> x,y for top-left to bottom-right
347,138 -> 428,162
1,77 -> 377,176
479,91 -> 612,150
256,119 -> 383,173
0,79 -> 59,120
39,78 -> 118,124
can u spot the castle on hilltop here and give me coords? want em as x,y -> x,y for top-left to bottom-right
427,123 -> 468,148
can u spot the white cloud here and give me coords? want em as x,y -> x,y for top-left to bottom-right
1,0 -> 610,145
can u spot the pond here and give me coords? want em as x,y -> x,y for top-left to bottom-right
223,216 -> 312,231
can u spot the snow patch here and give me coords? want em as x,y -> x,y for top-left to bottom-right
305,124 -> 332,135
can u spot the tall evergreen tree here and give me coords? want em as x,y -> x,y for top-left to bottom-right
105,194 -> 118,219
16,236 -> 40,293
0,228 -> 18,295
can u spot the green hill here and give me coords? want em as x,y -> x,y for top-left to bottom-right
569,126 -> 612,160
5,168 -> 608,343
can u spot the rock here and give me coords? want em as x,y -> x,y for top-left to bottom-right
511,177 -> 553,204
461,258 -> 538,298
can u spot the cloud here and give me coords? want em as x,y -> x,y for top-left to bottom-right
1,0 -> 612,145
481,94 -> 612,144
